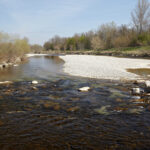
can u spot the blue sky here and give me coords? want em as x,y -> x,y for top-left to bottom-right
0,0 -> 141,45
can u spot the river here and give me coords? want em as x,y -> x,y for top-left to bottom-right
0,55 -> 150,150
0,55 -> 65,81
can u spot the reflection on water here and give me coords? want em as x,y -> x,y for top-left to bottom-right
0,56 -> 65,81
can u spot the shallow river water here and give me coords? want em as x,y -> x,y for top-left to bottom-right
0,56 -> 150,150
0,56 -> 65,81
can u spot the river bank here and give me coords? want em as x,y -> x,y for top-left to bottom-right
0,56 -> 28,69
60,55 -> 150,80
42,46 -> 150,59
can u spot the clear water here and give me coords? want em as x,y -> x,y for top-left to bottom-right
0,56 -> 150,149
0,56 -> 65,81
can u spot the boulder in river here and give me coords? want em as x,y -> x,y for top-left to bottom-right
32,80 -> 38,84
145,81 -> 150,87
143,81 -> 150,93
0,65 -> 3,69
78,87 -> 90,92
0,81 -> 13,84
131,88 -> 144,95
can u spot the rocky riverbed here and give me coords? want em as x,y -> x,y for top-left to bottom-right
0,55 -> 150,149
0,78 -> 150,149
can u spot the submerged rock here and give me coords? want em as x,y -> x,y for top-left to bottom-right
53,105 -> 60,111
132,96 -> 141,99
32,87 -> 38,90
58,79 -> 72,87
147,105 -> 150,111
128,108 -> 143,114
94,105 -> 111,115
0,121 -> 3,126
43,102 -> 60,110
113,107 -> 128,112
67,106 -> 80,112
130,99 -> 145,104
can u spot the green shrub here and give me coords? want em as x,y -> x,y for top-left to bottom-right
0,32 -> 30,63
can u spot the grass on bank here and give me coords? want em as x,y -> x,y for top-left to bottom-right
41,46 -> 150,58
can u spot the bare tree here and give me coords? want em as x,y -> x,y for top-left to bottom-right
131,0 -> 150,33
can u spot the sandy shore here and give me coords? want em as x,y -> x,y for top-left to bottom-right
60,55 -> 150,80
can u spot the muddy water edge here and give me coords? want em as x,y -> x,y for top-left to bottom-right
0,56 -> 150,149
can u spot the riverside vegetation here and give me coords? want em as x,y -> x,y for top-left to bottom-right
1,0 -> 150,60
1,0 -> 150,149
42,0 -> 150,57
0,32 -> 30,68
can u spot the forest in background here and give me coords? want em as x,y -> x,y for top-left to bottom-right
0,0 -> 150,61
42,0 -> 150,52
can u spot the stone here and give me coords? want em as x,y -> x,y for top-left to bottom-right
0,121 -> 3,126
32,80 -> 38,84
128,108 -> 143,114
59,79 -> 72,87
144,87 -> 150,93
116,98 -> 123,102
131,88 -> 144,95
14,64 -> 18,67
132,96 -> 141,99
137,80 -> 145,84
94,105 -> 111,115
32,87 -> 38,90
67,106 -> 79,112
145,81 -> 150,87
78,87 -> 90,92
15,57 -> 21,63
113,107 -> 128,112
53,105 -> 60,111
147,105 -> 150,111
0,65 -> 3,69
0,81 -> 13,84
130,99 -> 145,104
8,63 -> 13,66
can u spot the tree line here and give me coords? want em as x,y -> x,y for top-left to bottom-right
43,0 -> 150,51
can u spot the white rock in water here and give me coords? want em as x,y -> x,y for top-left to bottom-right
32,87 -> 38,90
79,87 -> 90,92
32,80 -> 38,84
0,81 -> 13,84
145,81 -> 150,87
0,65 -> 3,69
14,64 -> 18,67
132,88 -> 143,95
137,80 -> 145,83
132,96 -> 141,99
